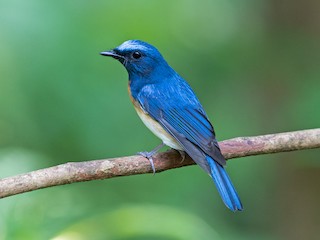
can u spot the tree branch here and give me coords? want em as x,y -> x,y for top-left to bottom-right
1,129 -> 319,199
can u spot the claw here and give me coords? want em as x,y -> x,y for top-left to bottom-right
137,143 -> 165,175
137,151 -> 156,175
178,150 -> 186,163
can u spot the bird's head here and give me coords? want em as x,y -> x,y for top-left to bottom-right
101,40 -> 170,78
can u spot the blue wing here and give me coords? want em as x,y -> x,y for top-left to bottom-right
137,81 -> 225,172
136,81 -> 242,211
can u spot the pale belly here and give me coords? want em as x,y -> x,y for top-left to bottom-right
134,105 -> 183,150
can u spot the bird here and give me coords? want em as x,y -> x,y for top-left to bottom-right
100,40 -> 243,212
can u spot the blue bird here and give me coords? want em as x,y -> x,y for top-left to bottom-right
101,40 -> 243,211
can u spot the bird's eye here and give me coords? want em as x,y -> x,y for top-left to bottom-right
132,51 -> 142,59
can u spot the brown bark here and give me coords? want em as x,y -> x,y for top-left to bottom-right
0,128 -> 319,199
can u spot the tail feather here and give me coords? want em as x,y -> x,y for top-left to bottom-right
207,156 -> 243,212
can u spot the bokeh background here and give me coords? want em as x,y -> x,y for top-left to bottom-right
0,0 -> 319,239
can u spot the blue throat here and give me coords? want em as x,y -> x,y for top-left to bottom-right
128,63 -> 177,100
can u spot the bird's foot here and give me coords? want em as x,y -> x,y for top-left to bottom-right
137,143 -> 165,175
137,151 -> 156,174
177,150 -> 186,163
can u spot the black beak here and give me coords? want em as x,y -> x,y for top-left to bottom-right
100,50 -> 125,61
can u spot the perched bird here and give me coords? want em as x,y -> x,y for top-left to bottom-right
100,40 -> 243,211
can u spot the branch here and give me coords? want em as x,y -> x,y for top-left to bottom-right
1,129 -> 319,199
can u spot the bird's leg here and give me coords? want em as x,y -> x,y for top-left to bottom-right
177,150 -> 186,163
137,143 -> 165,175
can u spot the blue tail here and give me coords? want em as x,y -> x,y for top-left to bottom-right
207,156 -> 243,212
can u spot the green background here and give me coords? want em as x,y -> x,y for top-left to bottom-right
0,0 -> 319,239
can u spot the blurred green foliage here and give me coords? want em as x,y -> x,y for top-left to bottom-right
0,0 -> 319,239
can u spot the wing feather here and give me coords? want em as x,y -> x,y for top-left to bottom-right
137,91 -> 226,169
